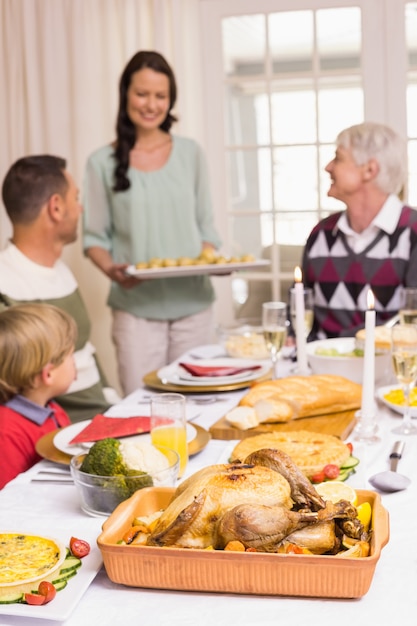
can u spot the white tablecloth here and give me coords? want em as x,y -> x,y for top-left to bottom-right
1,351 -> 417,625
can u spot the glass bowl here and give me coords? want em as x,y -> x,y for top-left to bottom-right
70,445 -> 179,517
217,319 -> 269,360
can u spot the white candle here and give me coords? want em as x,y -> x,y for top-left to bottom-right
294,266 -> 308,374
361,289 -> 376,418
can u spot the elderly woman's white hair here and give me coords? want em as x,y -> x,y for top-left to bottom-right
336,122 -> 406,195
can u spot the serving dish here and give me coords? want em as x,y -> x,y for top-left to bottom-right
125,259 -> 270,279
217,320 -> 270,360
70,446 -> 179,517
376,384 -> 417,417
307,337 -> 392,385
36,425 -> 211,466
97,486 -> 389,599
0,528 -> 102,622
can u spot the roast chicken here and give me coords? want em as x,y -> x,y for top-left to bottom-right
147,448 -> 365,553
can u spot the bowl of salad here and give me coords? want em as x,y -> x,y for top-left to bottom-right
306,337 -> 392,385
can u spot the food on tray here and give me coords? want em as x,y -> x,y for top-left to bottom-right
237,374 -> 362,423
0,533 -> 84,604
383,387 -> 417,406
229,430 -> 353,479
134,251 -> 257,270
118,449 -> 369,557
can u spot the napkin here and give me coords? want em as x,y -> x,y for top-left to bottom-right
69,414 -> 151,444
178,362 -> 262,378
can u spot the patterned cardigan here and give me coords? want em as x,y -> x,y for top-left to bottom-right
302,205 -> 417,339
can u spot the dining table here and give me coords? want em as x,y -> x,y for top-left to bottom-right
1,346 -> 417,626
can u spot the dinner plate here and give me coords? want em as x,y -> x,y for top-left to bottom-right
376,384 -> 417,417
53,420 -> 197,456
0,526 -> 102,621
157,359 -> 270,387
36,424 -> 210,465
143,368 -> 271,393
125,259 -> 270,279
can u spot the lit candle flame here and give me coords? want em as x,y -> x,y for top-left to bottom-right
294,266 -> 302,283
367,289 -> 375,310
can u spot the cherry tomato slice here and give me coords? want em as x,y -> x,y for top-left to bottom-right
311,470 -> 325,484
38,580 -> 57,603
24,593 -> 46,605
323,464 -> 340,479
69,536 -> 90,558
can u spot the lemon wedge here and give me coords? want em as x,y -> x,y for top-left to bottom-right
356,501 -> 372,531
315,481 -> 358,505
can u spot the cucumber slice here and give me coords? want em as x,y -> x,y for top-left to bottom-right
52,567 -> 78,584
54,579 -> 68,592
59,555 -> 82,573
0,592 -> 24,604
340,455 -> 360,470
338,467 -> 356,482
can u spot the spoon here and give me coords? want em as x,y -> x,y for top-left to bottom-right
369,441 -> 411,492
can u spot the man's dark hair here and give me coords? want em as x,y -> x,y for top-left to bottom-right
2,155 -> 68,224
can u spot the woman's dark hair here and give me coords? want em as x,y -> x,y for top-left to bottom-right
113,50 -> 178,192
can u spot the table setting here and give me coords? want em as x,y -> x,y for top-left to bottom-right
2,286 -> 417,624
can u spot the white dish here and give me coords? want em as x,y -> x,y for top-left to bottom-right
0,527 -> 102,621
157,358 -> 270,387
53,420 -> 196,456
376,384 -> 417,417
125,259 -> 270,279
307,337 -> 392,385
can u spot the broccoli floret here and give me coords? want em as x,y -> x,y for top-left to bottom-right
80,438 -> 126,476
79,438 -> 154,513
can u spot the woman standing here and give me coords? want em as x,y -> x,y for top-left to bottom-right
83,51 -> 221,394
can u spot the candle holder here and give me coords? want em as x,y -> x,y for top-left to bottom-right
353,409 -> 381,443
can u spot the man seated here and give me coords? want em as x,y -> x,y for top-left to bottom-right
302,122 -> 417,339
0,155 -> 120,422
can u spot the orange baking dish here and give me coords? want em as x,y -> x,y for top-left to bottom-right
97,487 -> 389,599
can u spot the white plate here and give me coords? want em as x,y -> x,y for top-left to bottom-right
53,419 -> 197,456
125,259 -> 270,279
376,384 -> 417,417
0,527 -> 102,621
157,358 -> 270,387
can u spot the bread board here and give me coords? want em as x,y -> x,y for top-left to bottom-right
209,409 -> 358,441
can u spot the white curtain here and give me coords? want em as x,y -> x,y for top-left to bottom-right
0,0 -> 206,391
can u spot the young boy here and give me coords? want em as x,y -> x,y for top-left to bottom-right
0,303 -> 77,488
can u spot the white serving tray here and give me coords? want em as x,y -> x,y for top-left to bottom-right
125,259 -> 270,279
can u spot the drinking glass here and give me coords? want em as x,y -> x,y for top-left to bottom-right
262,301 -> 288,379
391,324 -> 417,435
150,393 -> 188,477
400,288 -> 417,325
290,287 -> 314,339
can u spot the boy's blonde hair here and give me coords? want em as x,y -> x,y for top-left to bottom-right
0,303 -> 77,403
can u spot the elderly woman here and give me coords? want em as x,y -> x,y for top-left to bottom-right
302,121 -> 417,339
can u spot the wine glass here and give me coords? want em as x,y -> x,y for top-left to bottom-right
290,287 -> 314,339
391,324 -> 417,435
262,301 -> 288,379
400,288 -> 417,325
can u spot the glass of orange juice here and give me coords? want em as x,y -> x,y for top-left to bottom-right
150,393 -> 188,477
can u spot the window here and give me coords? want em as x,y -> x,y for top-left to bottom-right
201,0 -> 412,322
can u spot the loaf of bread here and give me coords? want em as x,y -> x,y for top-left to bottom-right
238,374 -> 362,423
